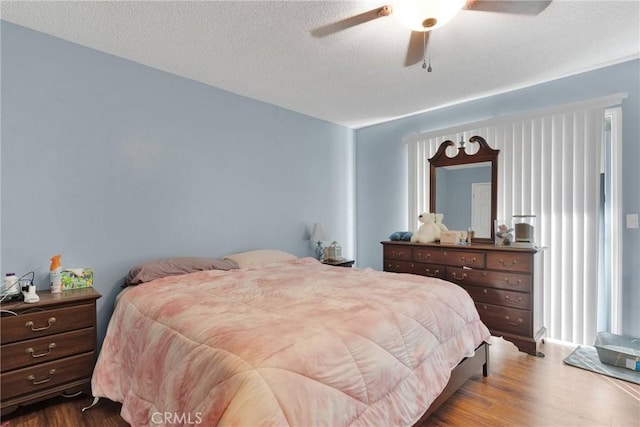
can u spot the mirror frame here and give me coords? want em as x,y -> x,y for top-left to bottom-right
428,136 -> 499,243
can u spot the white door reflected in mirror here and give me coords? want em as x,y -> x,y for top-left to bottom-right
471,182 -> 492,238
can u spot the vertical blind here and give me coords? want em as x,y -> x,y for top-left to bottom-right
406,94 -> 625,345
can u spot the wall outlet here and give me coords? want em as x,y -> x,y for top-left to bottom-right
626,213 -> 639,229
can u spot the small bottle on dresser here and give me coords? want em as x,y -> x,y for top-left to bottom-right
50,254 -> 62,293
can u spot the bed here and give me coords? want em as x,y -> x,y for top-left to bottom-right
92,255 -> 490,426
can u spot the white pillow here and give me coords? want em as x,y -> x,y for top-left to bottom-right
222,249 -> 297,269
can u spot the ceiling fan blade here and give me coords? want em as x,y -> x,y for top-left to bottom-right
405,30 -> 429,67
465,0 -> 552,15
311,5 -> 392,38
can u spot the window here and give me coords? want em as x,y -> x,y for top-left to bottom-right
598,107 -> 622,334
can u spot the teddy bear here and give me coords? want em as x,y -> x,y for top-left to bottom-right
435,213 -> 449,233
410,212 -> 441,244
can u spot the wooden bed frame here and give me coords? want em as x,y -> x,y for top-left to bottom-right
414,341 -> 490,424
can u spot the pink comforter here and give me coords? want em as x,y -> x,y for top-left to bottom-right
92,258 -> 490,426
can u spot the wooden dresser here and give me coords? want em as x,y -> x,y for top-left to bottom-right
382,241 -> 545,356
0,288 -> 101,415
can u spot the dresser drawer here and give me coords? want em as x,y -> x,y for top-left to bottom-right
414,248 -> 486,269
384,259 -> 416,274
460,285 -> 531,310
411,263 -> 446,279
383,246 -> 412,261
384,260 -> 446,279
475,303 -> 531,335
446,267 -> 532,293
0,352 -> 95,401
0,328 -> 95,372
486,252 -> 532,273
0,304 -> 95,345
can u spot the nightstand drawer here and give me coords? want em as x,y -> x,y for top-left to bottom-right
0,304 -> 95,345
0,352 -> 94,401
0,328 -> 95,372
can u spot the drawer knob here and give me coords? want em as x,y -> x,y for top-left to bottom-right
26,343 -> 57,358
425,268 -> 440,277
504,278 -> 523,286
417,252 -> 431,259
504,295 -> 523,304
499,258 -> 518,267
461,256 -> 477,264
391,251 -> 404,257
25,317 -> 56,332
452,272 -> 467,281
27,369 -> 56,385
505,315 -> 523,326
387,263 -> 400,272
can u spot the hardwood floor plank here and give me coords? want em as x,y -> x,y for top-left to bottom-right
2,338 -> 638,426
425,338 -> 640,426
0,395 -> 127,427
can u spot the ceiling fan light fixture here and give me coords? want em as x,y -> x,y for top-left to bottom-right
394,0 -> 466,31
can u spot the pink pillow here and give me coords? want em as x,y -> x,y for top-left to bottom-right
125,257 -> 238,285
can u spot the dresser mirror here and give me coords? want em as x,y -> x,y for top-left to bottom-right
429,136 -> 499,243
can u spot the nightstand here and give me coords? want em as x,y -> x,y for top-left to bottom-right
0,288 -> 101,415
322,259 -> 355,268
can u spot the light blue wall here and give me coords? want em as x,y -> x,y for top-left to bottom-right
355,58 -> 640,338
0,22 -> 355,346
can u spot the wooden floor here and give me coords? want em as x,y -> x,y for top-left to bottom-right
2,338 -> 639,426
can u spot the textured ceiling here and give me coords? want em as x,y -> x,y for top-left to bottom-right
2,1 -> 639,128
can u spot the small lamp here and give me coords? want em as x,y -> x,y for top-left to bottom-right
310,223 -> 327,260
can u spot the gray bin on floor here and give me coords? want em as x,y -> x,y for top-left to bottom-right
594,332 -> 640,371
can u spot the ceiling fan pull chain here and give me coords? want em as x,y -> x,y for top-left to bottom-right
421,28 -> 433,72
422,29 -> 427,69
427,31 -> 432,72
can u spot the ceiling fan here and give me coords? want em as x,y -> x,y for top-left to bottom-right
312,0 -> 552,70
